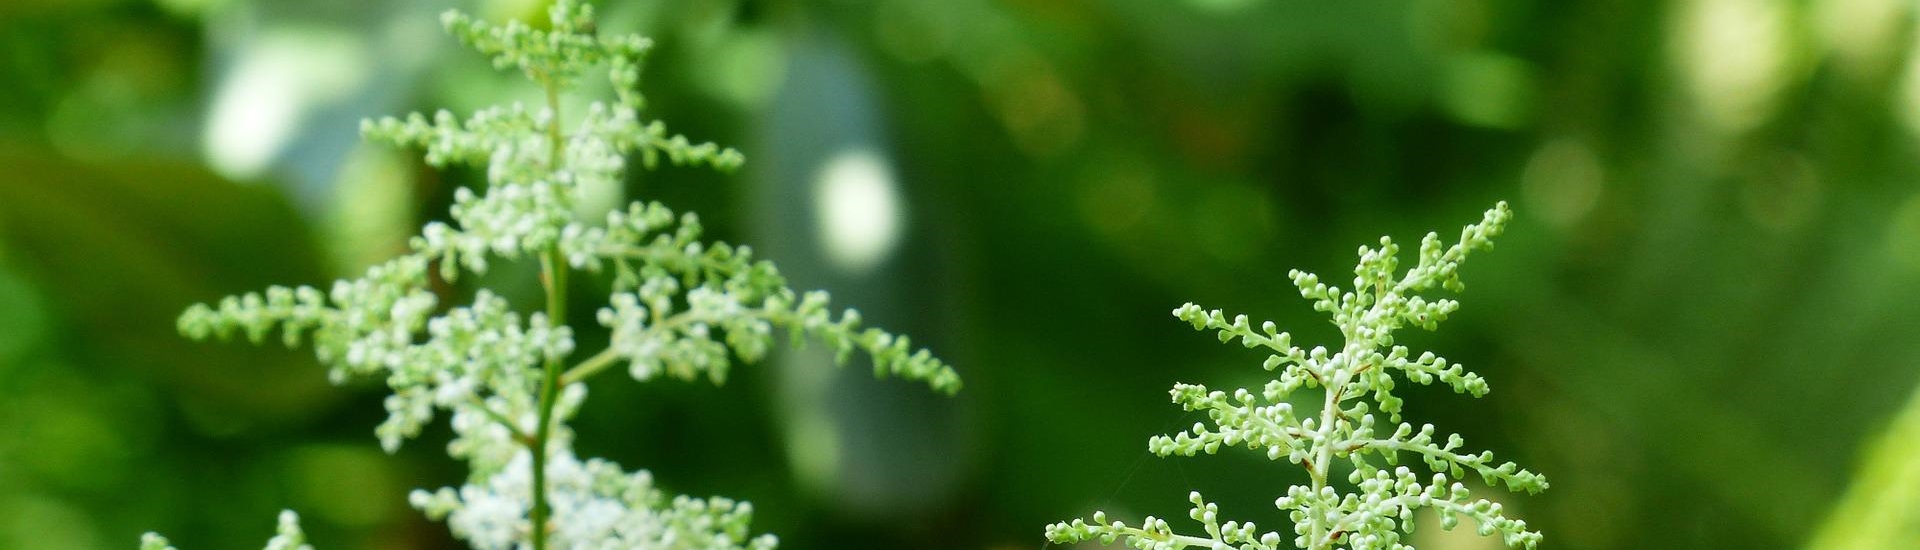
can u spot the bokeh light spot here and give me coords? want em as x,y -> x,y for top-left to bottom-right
203,26 -> 371,181
1521,138 -> 1605,230
1672,0 -> 1795,134
1815,0 -> 1906,77
813,148 -> 905,275
1439,51 -> 1536,130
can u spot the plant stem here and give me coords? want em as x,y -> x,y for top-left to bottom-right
1308,313 -> 1366,550
529,76 -> 568,550
559,347 -> 620,386
531,250 -> 567,550
1307,289 -> 1392,550
1310,375 -> 1335,550
556,310 -> 719,386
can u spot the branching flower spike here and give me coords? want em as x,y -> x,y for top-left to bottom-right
148,2 -> 958,549
1046,202 -> 1544,550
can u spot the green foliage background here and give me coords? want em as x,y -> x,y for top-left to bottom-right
2,0 -> 1918,549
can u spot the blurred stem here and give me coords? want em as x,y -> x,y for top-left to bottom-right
529,74 -> 568,550
531,249 -> 567,550
558,305 -> 782,386
473,397 -> 531,442
560,347 -> 620,386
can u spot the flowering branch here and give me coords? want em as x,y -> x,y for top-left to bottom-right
151,1 -> 957,549
1048,202 -> 1544,550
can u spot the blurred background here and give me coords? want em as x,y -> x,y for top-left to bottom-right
3,0 -> 1920,548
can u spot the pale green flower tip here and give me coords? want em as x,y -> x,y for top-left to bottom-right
176,303 -> 213,339
932,370 -> 964,395
275,509 -> 303,534
139,533 -> 177,550
715,148 -> 747,171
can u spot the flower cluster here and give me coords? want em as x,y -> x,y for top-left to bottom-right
152,1 -> 957,548
410,449 -> 776,550
1047,203 -> 1545,550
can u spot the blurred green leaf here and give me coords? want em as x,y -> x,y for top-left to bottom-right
0,144 -> 335,422
1807,382 -> 1920,550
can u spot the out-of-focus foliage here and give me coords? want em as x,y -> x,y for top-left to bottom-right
3,0 -> 1920,549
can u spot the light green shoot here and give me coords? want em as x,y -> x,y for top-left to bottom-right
1047,202 -> 1545,550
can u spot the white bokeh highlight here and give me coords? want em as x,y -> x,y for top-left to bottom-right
812,148 -> 905,274
204,27 -> 370,181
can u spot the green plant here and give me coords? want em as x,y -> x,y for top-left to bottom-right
140,2 -> 958,549
1046,202 -> 1544,550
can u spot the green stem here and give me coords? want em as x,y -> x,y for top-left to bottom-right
1308,316 -> 1364,550
530,251 -> 567,550
472,397 -> 531,443
1309,379 -> 1334,550
546,83 -> 563,171
557,306 -> 769,386
529,74 -> 568,550
559,347 -> 621,386
1307,289 -> 1392,550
